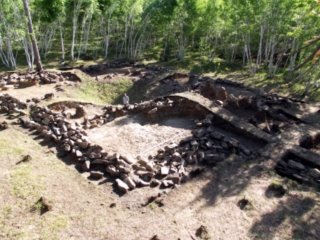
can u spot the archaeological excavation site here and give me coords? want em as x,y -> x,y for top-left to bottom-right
0,62 -> 319,239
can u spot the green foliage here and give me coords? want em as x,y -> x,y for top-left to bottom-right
0,0 -> 319,98
33,0 -> 66,23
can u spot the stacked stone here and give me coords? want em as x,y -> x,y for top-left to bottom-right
276,157 -> 320,186
23,105 -> 147,192
84,98 -> 176,129
0,94 -> 27,114
0,71 -> 66,89
22,103 -> 255,193
141,115 -> 255,189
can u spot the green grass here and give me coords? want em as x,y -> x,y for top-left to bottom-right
0,205 -> 25,240
0,139 -> 24,156
74,78 -> 134,105
10,164 -> 44,199
39,214 -> 69,240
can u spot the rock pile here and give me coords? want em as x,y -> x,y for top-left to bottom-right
300,134 -> 320,152
21,104 -> 256,193
83,98 -> 175,129
0,121 -> 8,130
141,115 -> 256,188
276,154 -> 320,186
188,77 -> 304,135
85,96 -> 208,130
0,71 -> 66,90
0,94 -> 27,114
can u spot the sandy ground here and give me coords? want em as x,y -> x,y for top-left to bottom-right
0,67 -> 320,240
0,116 -> 319,240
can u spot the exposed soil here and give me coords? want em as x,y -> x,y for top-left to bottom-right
87,114 -> 194,159
0,63 -> 320,240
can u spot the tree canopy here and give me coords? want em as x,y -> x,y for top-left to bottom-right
0,0 -> 319,86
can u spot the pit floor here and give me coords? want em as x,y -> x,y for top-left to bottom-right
87,114 -> 194,160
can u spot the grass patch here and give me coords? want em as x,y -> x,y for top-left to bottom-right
75,78 -> 133,105
39,214 -> 69,240
0,205 -> 25,240
0,139 -> 24,156
10,165 -> 43,199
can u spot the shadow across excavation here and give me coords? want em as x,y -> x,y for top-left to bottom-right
250,196 -> 317,240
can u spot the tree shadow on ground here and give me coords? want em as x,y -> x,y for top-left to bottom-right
112,72 -> 189,105
186,154 -> 267,207
250,196 -> 318,240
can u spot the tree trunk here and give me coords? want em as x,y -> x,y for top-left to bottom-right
59,21 -> 65,62
22,0 -> 42,72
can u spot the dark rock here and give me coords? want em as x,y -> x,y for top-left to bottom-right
31,197 -> 52,215
288,160 -> 305,171
237,198 -> 251,210
0,121 -> 8,130
106,165 -> 119,176
16,155 -> 32,165
90,171 -> 104,180
195,225 -> 209,239
265,183 -> 286,198
150,179 -> 161,187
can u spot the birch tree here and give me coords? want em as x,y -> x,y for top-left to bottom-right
22,0 -> 43,71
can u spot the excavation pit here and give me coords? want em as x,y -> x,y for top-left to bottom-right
87,114 -> 195,160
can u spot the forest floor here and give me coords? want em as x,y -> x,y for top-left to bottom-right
0,62 -> 320,240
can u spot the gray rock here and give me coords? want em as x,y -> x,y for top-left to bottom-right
145,161 -> 154,172
121,155 -> 135,164
288,160 -> 305,171
166,174 -> 181,184
82,160 -> 91,171
150,179 -> 161,187
172,152 -> 182,161
204,153 -> 225,162
292,173 -> 308,182
198,151 -> 205,161
148,107 -> 158,115
124,177 -> 136,190
116,179 -> 129,192
309,168 -> 320,179
106,165 -> 119,176
136,170 -> 154,179
210,132 -> 223,140
77,140 -> 89,149
161,180 -> 174,188
194,128 -> 206,138
138,179 -> 151,187
91,159 -> 108,165
160,166 -> 170,175
75,150 -> 83,158
62,143 -> 71,152
118,165 -> 131,174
